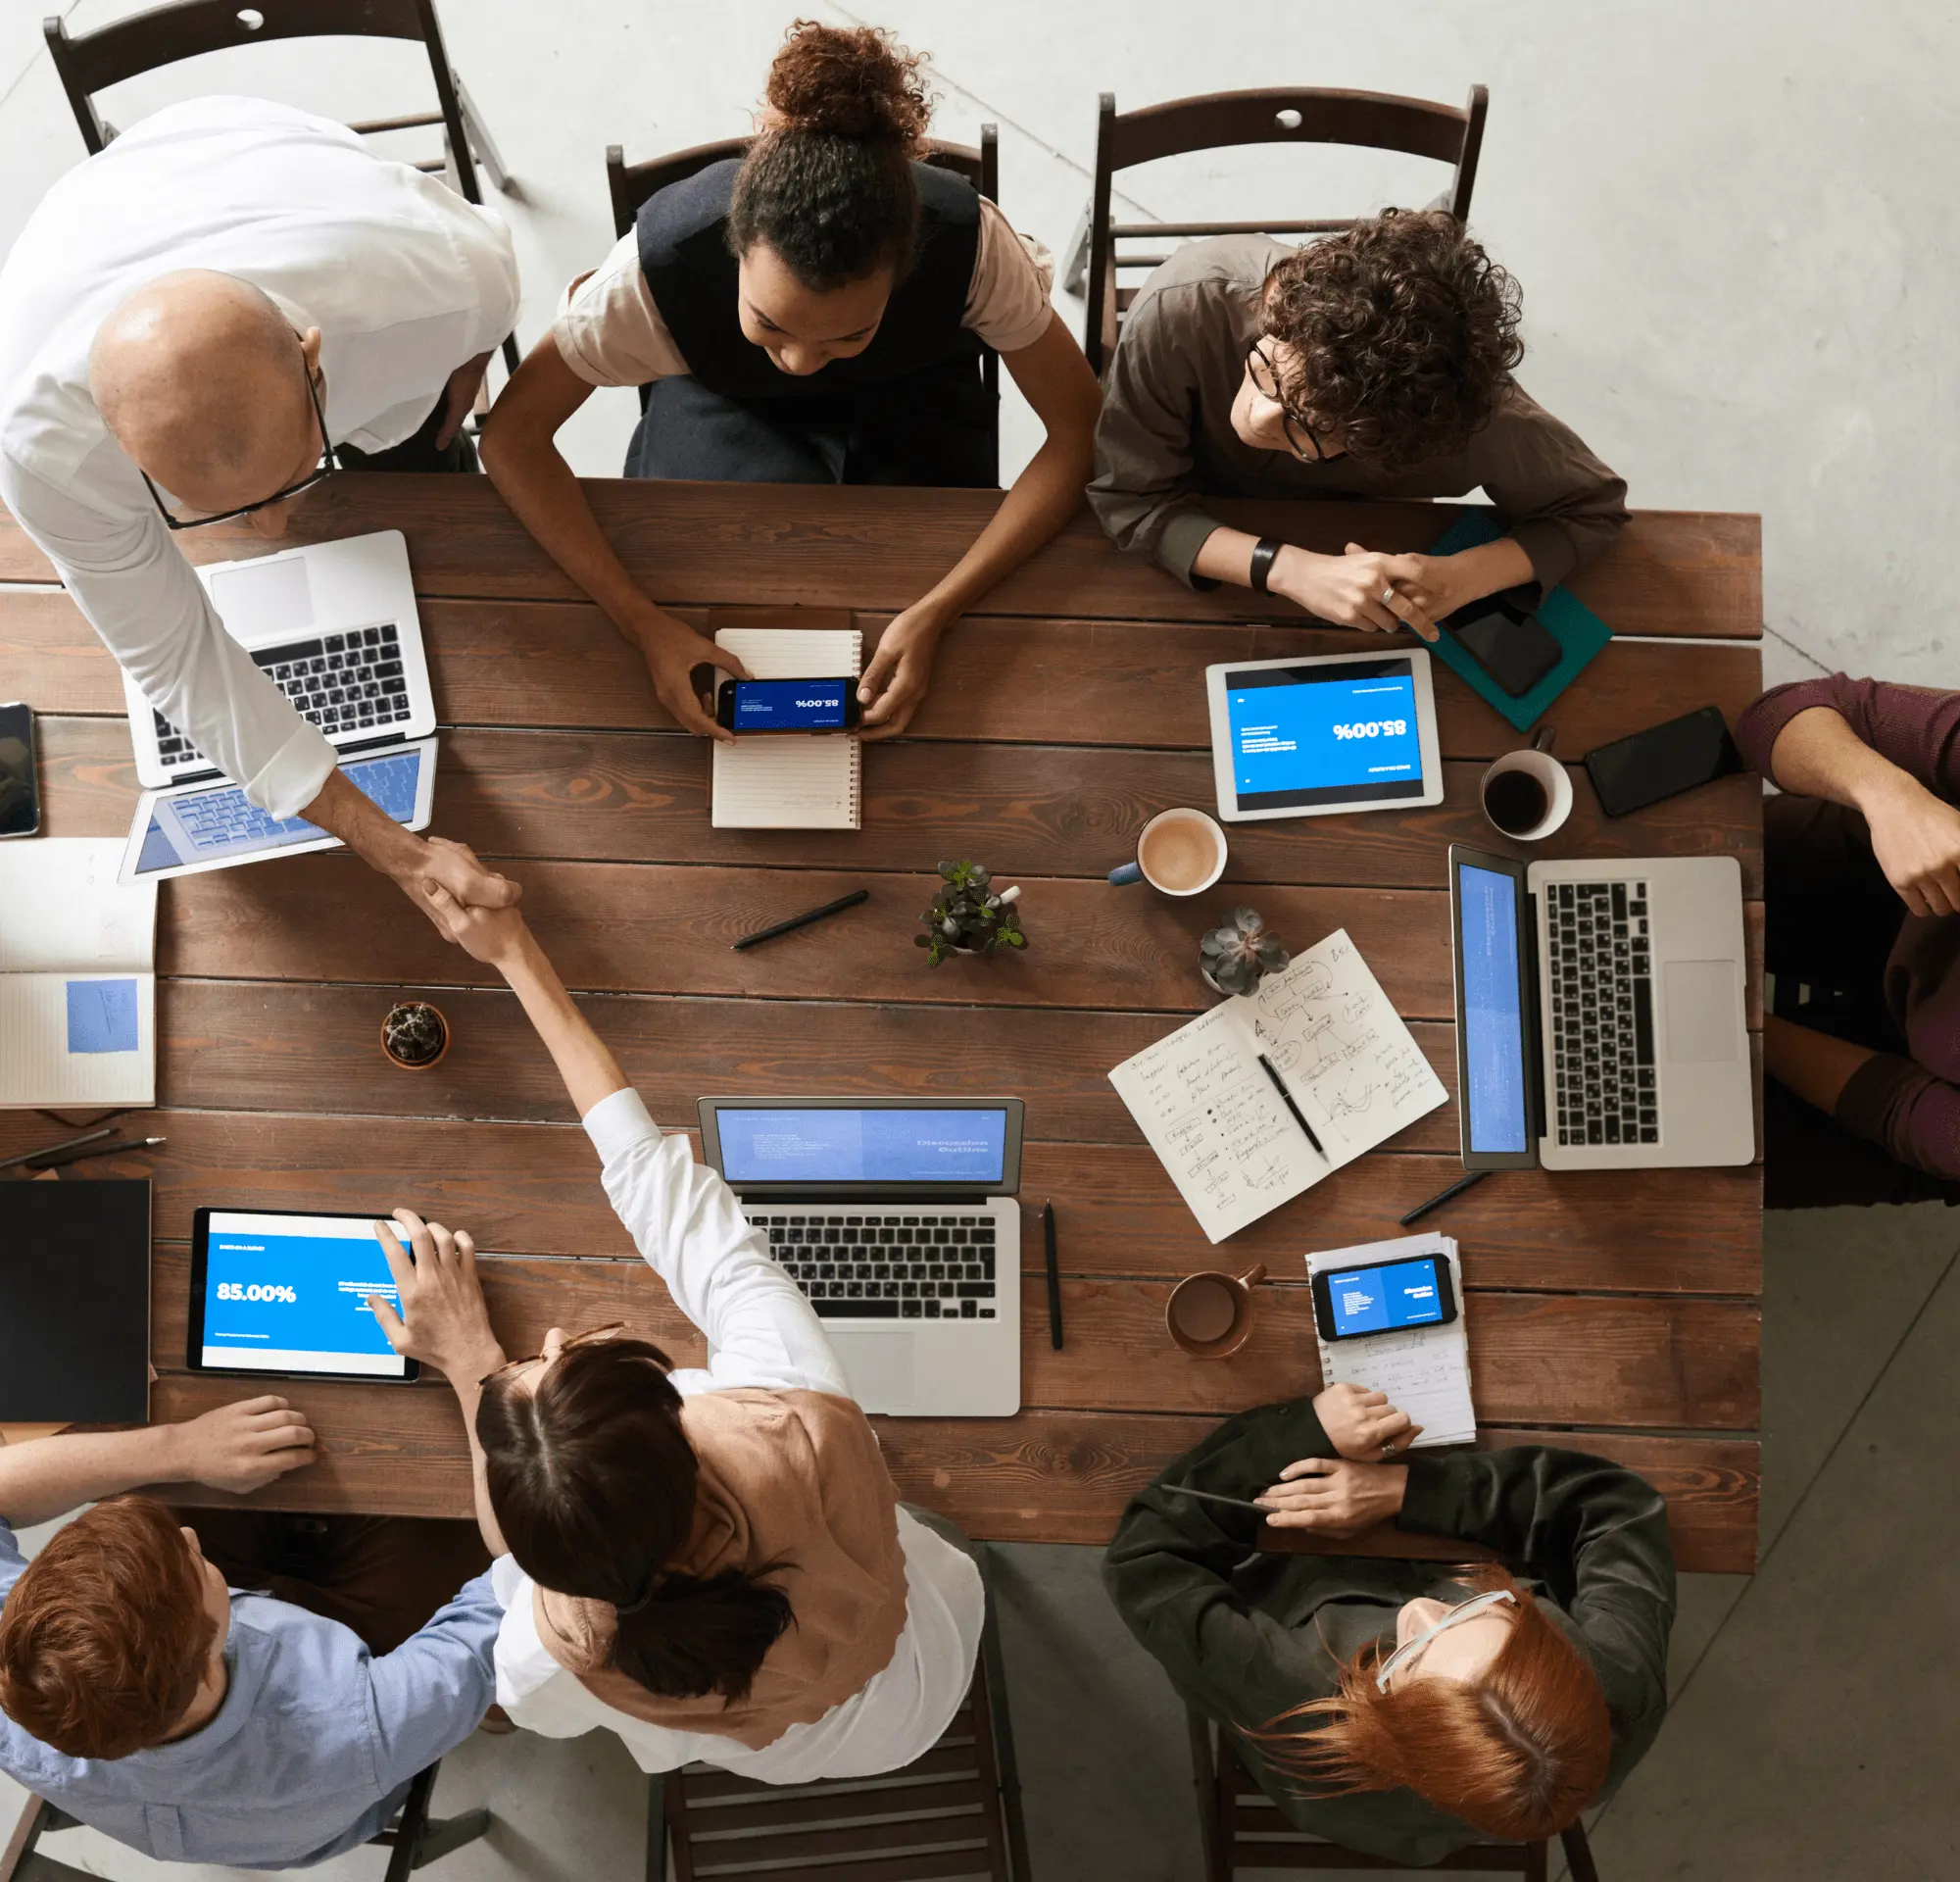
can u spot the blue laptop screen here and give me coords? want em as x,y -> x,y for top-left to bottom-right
1457,863 -> 1531,1154
716,1108 -> 1008,1184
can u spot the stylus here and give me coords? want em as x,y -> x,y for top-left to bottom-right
27,1135 -> 166,1170
0,1125 -> 115,1170
1043,1201 -> 1064,1350
733,888 -> 870,951
1398,1168 -> 1491,1227
1160,1483 -> 1268,1514
1257,1054 -> 1325,1158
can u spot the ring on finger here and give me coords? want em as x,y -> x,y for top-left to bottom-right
1380,587 -> 1398,608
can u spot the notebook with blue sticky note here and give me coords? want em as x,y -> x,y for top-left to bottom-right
0,839 -> 156,1107
1425,509 -> 1613,731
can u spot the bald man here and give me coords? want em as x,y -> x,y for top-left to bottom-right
0,95 -> 520,923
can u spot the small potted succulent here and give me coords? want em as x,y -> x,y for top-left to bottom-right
1200,907 -> 1290,997
916,860 -> 1027,967
381,1000 -> 450,1070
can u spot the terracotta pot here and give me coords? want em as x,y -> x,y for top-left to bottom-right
380,1002 -> 450,1071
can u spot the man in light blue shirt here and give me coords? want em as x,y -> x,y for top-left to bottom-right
0,1394 -> 500,1868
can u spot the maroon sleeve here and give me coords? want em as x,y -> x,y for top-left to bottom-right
1836,1052 -> 1960,1180
1737,675 -> 1960,799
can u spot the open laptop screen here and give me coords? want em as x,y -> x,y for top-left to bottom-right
1456,861 -> 1532,1155
715,1106 -> 1009,1185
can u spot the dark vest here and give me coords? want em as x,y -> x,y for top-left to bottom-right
635,158 -> 984,401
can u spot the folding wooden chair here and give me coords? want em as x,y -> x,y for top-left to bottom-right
1189,1709 -> 1600,1881
1068,85 -> 1489,374
1,1758 -> 488,1882
42,0 -> 518,373
650,1597 -> 1028,1882
603,126 -> 1004,452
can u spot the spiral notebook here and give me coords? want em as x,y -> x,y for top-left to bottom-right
710,627 -> 863,829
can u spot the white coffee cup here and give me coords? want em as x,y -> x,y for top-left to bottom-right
1480,726 -> 1572,842
1109,808 -> 1229,896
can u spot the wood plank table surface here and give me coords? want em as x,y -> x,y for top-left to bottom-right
0,479 -> 1764,1572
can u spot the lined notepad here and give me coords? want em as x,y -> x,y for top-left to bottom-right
1107,931 -> 1447,1242
0,839 -> 158,1108
1308,1234 -> 1477,1448
710,628 -> 863,829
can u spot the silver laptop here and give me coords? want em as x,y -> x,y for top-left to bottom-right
699,1097 -> 1024,1416
1450,846 -> 1754,1169
124,530 -> 436,789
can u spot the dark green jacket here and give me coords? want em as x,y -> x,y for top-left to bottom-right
1102,1399 -> 1676,1865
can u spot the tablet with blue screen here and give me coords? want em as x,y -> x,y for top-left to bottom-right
119,737 -> 437,883
1204,650 -> 1444,822
187,1208 -> 417,1382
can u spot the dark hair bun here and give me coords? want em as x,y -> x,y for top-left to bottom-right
765,19 -> 930,147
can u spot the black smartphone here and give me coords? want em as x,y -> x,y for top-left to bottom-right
1584,706 -> 1741,818
714,676 -> 862,734
1311,1250 -> 1457,1343
1442,594 -> 1561,698
0,703 -> 39,838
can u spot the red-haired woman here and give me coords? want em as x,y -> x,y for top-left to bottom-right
1102,1384 -> 1674,1862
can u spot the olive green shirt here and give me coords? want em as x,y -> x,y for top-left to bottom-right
1088,234 -> 1631,591
1102,1399 -> 1675,1866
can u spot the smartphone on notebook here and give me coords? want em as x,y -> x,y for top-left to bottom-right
1311,1251 -> 1457,1343
1441,594 -> 1561,698
715,676 -> 861,734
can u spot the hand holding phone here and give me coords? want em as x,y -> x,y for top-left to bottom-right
715,676 -> 862,734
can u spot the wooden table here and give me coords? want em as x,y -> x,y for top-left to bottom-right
0,479 -> 1763,1572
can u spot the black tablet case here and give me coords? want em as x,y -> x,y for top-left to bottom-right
0,1179 -> 150,1423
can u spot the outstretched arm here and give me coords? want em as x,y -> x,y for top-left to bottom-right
0,1399 -> 315,1528
858,313 -> 1102,738
479,333 -> 745,741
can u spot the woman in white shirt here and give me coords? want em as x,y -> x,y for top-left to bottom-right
479,21 -> 1102,741
371,877 -> 983,1782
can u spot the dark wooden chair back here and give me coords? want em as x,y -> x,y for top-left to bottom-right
1080,85 -> 1489,374
1188,1709 -> 1600,1881
41,0 -> 516,371
604,125 -> 1003,471
654,1593 -> 1028,1882
2,1759 -> 488,1882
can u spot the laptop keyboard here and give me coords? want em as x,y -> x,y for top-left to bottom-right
152,623 -> 412,770
746,1211 -> 1001,1321
1547,880 -> 1658,1147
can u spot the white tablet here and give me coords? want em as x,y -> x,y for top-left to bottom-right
119,738 -> 438,884
1205,649 -> 1445,823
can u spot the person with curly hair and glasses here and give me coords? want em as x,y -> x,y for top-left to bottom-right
1088,212 -> 1629,639
1103,1384 -> 1674,1864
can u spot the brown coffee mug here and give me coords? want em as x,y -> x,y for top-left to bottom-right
1166,1263 -> 1268,1358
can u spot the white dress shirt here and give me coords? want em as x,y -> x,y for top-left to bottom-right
0,96 -> 519,817
491,1087 -> 984,1782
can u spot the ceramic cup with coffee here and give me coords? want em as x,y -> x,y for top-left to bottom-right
1480,725 -> 1573,842
1110,808 -> 1229,896
1166,1263 -> 1267,1359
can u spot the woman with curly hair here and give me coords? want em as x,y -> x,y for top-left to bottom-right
1088,215 -> 1628,637
483,20 -> 1100,740
1103,1383 -> 1674,1863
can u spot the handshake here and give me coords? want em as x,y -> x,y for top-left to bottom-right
399,836 -> 533,966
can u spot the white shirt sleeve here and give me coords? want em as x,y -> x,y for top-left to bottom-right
0,450 -> 335,817
582,1087 -> 852,1400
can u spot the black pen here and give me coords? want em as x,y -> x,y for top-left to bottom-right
1257,1053 -> 1325,1159
1161,1483 -> 1268,1514
732,888 -> 869,952
1043,1201 -> 1063,1350
0,1125 -> 115,1171
28,1135 -> 166,1170
1398,1168 -> 1491,1228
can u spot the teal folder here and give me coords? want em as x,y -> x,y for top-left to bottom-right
1422,509 -> 1612,731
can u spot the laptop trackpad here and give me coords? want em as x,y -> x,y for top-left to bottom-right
1665,961 -> 1741,1062
828,1332 -> 917,1413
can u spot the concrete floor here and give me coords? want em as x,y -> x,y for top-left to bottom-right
5,3 -> 1957,1875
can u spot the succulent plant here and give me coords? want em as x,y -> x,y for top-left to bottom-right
915,860 -> 1027,967
1200,907 -> 1290,997
381,1000 -> 449,1067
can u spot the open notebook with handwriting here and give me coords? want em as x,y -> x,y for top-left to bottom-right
1107,930 -> 1446,1242
710,626 -> 863,830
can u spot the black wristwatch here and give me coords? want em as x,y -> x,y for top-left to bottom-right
1248,537 -> 1283,594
